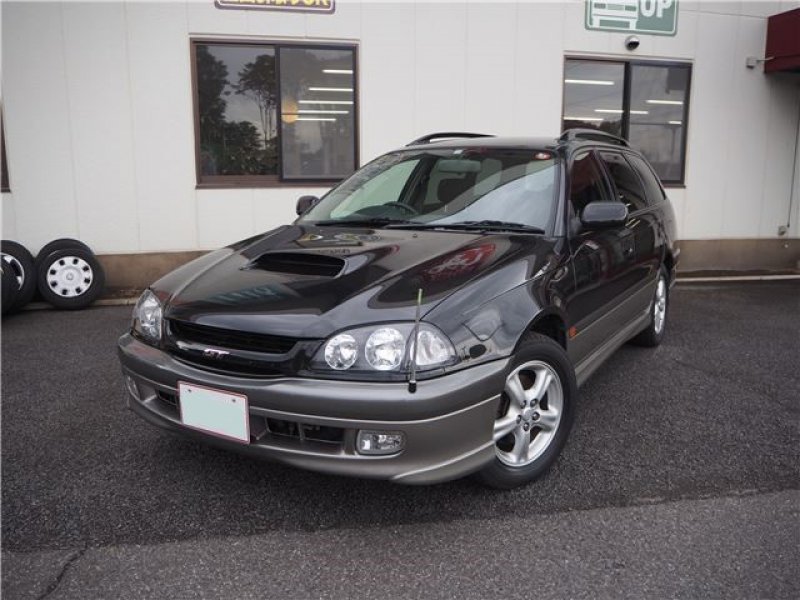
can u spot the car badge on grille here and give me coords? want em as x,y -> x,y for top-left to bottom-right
202,348 -> 230,359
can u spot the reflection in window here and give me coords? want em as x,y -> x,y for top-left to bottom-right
569,152 -> 611,215
628,64 -> 689,183
562,59 -> 691,184
193,42 -> 357,185
280,47 -> 356,180
563,60 -> 625,137
599,151 -> 648,212
304,150 -> 558,232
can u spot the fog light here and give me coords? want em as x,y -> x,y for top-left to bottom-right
124,374 -> 140,400
356,430 -> 405,455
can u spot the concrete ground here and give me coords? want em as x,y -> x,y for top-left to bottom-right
2,282 -> 798,599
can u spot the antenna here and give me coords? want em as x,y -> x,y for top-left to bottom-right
408,288 -> 423,394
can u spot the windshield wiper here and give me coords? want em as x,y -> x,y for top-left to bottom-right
390,220 -> 545,234
311,217 -> 414,228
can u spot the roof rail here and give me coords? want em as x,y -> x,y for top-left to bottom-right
406,132 -> 494,146
559,128 -> 629,147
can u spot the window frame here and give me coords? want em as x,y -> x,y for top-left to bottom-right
562,56 -> 692,187
190,38 -> 360,189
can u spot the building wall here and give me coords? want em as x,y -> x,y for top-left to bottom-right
2,1 -> 800,271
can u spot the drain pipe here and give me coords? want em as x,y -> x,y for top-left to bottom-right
783,89 -> 800,237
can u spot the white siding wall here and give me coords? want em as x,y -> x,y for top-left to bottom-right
2,0 -> 799,256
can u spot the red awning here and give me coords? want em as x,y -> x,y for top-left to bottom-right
765,8 -> 800,73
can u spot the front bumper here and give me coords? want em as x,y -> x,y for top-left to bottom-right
118,334 -> 508,484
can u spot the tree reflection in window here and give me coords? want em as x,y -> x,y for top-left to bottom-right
196,44 -> 278,177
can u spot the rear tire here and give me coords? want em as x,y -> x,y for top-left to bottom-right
36,247 -> 105,310
630,266 -> 669,347
477,333 -> 577,489
1,240 -> 37,311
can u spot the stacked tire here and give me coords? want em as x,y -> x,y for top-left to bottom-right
1,238 -> 105,314
1,241 -> 36,315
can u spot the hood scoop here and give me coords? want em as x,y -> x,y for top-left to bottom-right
246,252 -> 345,278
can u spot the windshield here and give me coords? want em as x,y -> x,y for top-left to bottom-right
299,148 -> 559,232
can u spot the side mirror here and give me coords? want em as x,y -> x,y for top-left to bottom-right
296,195 -> 320,216
580,202 -> 628,229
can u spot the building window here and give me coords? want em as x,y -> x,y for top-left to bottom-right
562,58 -> 691,184
192,41 -> 358,187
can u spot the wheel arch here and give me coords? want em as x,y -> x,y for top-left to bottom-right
519,309 -> 569,352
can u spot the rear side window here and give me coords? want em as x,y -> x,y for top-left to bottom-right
598,151 -> 648,212
568,152 -> 611,216
626,153 -> 666,205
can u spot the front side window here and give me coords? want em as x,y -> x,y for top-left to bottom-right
301,149 -> 559,233
193,41 -> 357,186
563,58 -> 691,184
568,152 -> 611,216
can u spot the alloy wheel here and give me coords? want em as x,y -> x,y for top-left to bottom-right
493,360 -> 564,467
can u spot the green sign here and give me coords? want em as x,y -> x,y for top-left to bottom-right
585,0 -> 678,36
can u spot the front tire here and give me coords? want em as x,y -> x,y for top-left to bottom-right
477,333 -> 577,489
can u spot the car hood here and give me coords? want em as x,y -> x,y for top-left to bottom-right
155,224 -> 556,339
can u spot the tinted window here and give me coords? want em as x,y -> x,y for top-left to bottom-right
562,58 -> 691,184
196,44 -> 278,178
279,47 -> 357,180
568,152 -> 611,215
193,42 -> 357,185
626,153 -> 665,205
628,63 -> 690,183
599,152 -> 648,212
562,60 -> 625,137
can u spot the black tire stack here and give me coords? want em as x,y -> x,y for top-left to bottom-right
1,237 -> 105,315
1,241 -> 36,315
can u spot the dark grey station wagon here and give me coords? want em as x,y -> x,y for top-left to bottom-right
118,130 -> 678,488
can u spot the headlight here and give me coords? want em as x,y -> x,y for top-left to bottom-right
365,328 -> 406,371
132,289 -> 163,344
324,333 -> 358,370
411,329 -> 454,367
313,322 -> 456,375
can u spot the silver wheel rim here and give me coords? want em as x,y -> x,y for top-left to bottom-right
1,253 -> 25,287
494,360 -> 564,467
653,277 -> 667,334
47,256 -> 93,298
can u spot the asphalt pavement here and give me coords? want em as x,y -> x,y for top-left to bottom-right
2,282 -> 799,598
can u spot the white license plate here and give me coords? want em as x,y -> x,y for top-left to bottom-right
178,382 -> 250,444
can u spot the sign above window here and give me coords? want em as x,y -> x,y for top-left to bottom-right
215,0 -> 335,14
585,0 -> 678,36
